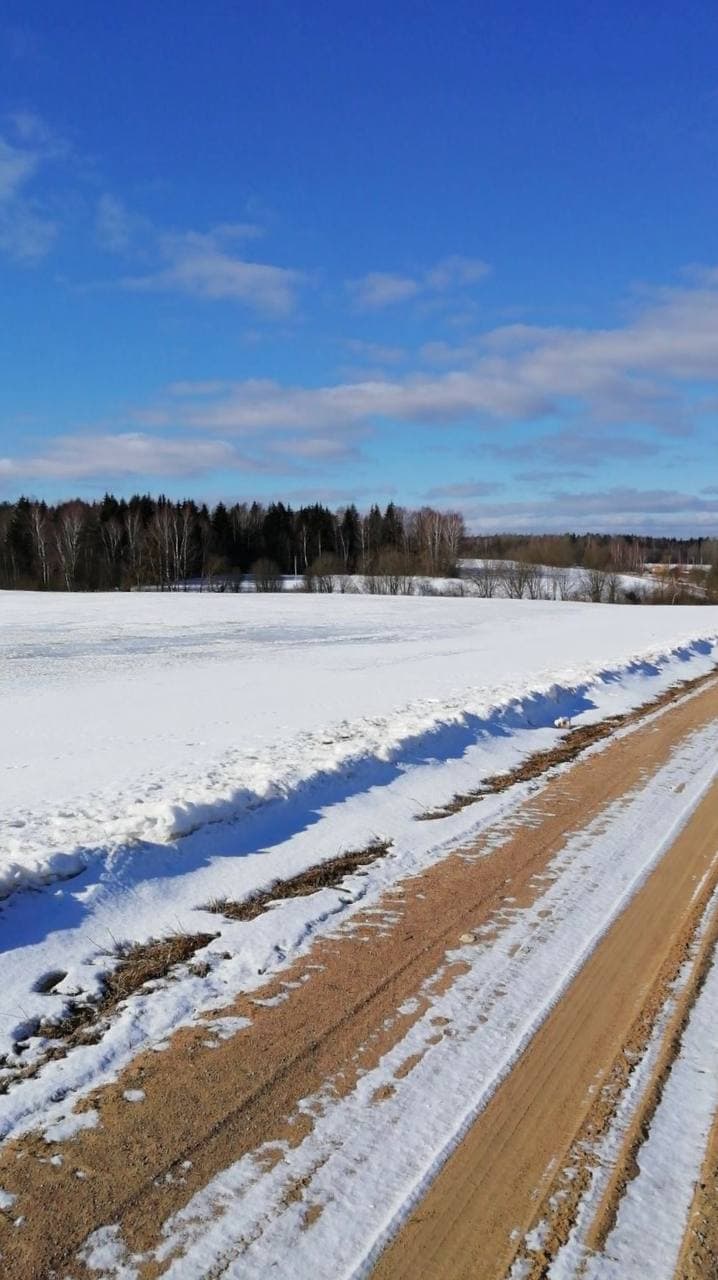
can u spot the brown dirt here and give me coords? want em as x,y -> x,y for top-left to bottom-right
373,772 -> 718,1280
507,857 -> 718,1278
419,665 -> 717,819
206,837 -> 392,922
0,677 -> 717,1278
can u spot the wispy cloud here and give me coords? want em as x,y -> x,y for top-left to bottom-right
0,203 -> 56,261
119,225 -> 304,314
344,338 -> 406,365
0,433 -> 250,482
494,428 -> 659,469
154,268 -> 718,438
350,272 -> 421,309
156,370 -> 540,432
459,487 -> 718,535
425,256 -> 491,290
0,137 -> 38,200
349,255 -> 489,310
95,194 -> 142,253
0,116 -> 60,261
421,480 -> 504,501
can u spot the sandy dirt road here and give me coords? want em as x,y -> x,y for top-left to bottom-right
1,678 -> 718,1278
374,745 -> 718,1280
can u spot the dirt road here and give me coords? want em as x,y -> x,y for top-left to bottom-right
1,677 -> 718,1278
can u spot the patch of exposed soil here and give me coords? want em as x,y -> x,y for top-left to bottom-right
0,933 -> 216,1096
206,838 -> 392,922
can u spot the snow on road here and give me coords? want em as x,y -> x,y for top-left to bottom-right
62,710 -> 718,1279
0,591 -> 715,1128
581,940 -> 718,1280
2,590 -> 718,1275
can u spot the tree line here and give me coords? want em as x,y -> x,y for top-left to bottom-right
463,532 -> 718,573
1,494 -> 715,595
0,495 -> 465,591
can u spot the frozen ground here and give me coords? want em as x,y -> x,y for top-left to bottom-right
0,590 -> 716,1095
2,590 -> 718,1274
457,559 -> 659,597
3,591 -> 718,901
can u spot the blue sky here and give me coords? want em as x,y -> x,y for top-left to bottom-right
1,1 -> 717,533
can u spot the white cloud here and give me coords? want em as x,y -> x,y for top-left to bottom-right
349,255 -> 489,309
0,118 -> 62,261
349,272 -> 421,309
460,487 -> 718,535
422,480 -> 504,501
345,338 -> 406,365
161,370 -> 541,433
6,111 -> 60,148
266,435 -> 362,461
121,227 -> 304,314
153,267 -> 718,438
0,137 -> 37,201
95,194 -> 139,253
425,255 -> 490,291
0,434 -> 248,481
495,428 -> 659,467
0,425 -> 362,487
96,200 -> 265,258
0,203 -> 56,261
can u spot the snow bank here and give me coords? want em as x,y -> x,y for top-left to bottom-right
1,591 -> 717,901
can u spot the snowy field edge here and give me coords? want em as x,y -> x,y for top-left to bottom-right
2,592 -> 718,903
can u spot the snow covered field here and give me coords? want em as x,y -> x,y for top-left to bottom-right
3,590 -> 718,900
457,558 -> 658,597
2,590 -> 718,1277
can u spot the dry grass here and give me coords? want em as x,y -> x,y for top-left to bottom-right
418,668 -> 718,821
0,931 -> 216,1094
206,838 -> 392,923
54,932 -> 217,1039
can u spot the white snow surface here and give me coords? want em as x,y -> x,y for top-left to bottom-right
68,716 -> 718,1279
457,559 -> 656,596
2,591 -> 718,1270
3,591 -> 717,900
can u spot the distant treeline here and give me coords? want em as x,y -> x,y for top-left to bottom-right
1,495 -> 716,592
464,533 -> 718,573
0,495 -> 465,590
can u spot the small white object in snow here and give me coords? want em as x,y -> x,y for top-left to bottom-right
554,716 -> 572,729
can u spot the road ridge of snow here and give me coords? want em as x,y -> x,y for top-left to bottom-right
524,878 -> 718,1278
90,716 -> 718,1280
582,936 -> 718,1279
0,638 -> 716,1145
2,631 -> 716,902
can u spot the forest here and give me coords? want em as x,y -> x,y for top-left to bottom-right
0,495 -> 463,590
0,493 -> 715,592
